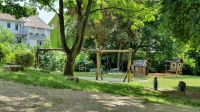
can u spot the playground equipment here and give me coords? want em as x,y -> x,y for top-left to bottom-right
82,48 -> 133,82
164,59 -> 183,75
77,60 -> 88,72
35,48 -> 133,82
132,60 -> 149,76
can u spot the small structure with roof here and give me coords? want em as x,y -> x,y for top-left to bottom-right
164,58 -> 183,74
131,60 -> 149,76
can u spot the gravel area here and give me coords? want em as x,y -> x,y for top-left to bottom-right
0,79 -> 198,112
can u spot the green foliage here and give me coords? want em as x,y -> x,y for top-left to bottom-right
0,0 -> 36,19
39,51 -> 66,71
0,26 -> 15,43
0,42 -> 32,63
0,43 -> 13,62
74,52 -> 94,71
14,50 -> 34,67
48,15 -> 62,48
162,0 -> 200,43
38,38 -> 66,71
108,0 -> 157,30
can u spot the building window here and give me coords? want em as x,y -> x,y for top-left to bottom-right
15,24 -> 18,30
16,37 -> 21,43
7,22 -> 10,28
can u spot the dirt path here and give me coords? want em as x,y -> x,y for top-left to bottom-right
0,79 -> 198,112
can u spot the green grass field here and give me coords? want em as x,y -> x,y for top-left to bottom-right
0,62 -> 200,107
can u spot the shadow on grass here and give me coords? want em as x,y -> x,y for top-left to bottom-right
0,67 -> 200,107
157,86 -> 200,107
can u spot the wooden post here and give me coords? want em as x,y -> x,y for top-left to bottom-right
35,47 -> 39,69
96,50 -> 103,80
123,48 -> 133,82
127,48 -> 133,82
176,62 -> 178,75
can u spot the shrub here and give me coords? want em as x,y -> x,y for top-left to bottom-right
39,51 -> 65,71
14,50 -> 34,67
4,52 -> 15,62
0,43 -> 14,62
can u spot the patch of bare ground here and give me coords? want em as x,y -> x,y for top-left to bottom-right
148,73 -> 181,77
0,79 -> 198,112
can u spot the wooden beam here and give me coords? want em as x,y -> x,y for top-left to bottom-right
38,48 -> 131,53
82,49 -> 130,53
36,47 -> 134,82
38,48 -> 64,51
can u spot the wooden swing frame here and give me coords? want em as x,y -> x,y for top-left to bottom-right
35,47 -> 133,82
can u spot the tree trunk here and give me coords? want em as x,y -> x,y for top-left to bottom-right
145,41 -> 150,59
58,0 -> 92,77
117,42 -> 123,68
64,53 -> 76,76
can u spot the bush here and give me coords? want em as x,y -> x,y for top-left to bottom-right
4,52 -> 15,62
14,50 -> 34,67
39,51 -> 66,71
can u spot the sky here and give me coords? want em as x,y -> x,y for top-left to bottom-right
18,1 -> 56,24
38,10 -> 55,24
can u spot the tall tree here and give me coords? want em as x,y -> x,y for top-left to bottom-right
2,0 -> 157,77
162,0 -> 200,44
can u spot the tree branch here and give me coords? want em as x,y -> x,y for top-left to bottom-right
90,7 -> 145,14
58,0 -> 70,53
42,0 -> 59,15
77,0 -> 93,53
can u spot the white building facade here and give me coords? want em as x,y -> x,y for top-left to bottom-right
0,14 -> 52,46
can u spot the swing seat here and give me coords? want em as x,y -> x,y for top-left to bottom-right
108,68 -> 122,76
89,68 -> 103,74
110,68 -> 120,72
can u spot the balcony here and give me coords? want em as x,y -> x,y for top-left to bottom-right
6,29 -> 27,36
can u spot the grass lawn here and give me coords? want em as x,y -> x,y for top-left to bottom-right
0,62 -> 200,107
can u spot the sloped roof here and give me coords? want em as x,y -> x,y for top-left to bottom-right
0,13 -> 24,22
0,13 -> 52,29
132,60 -> 148,67
165,59 -> 183,62
22,16 -> 52,29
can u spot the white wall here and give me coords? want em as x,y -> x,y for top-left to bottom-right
0,19 -> 51,46
0,19 -> 24,35
28,39 -> 37,46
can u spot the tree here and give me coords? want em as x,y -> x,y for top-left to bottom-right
162,0 -> 200,44
37,0 -> 156,77
2,0 -> 157,77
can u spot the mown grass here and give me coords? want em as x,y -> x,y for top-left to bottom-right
0,62 -> 200,107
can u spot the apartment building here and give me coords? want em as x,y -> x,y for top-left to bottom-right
0,13 -> 52,46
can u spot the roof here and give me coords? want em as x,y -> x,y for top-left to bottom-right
22,16 -> 52,29
165,59 -> 183,62
132,60 -> 148,67
0,13 -> 52,29
0,13 -> 24,22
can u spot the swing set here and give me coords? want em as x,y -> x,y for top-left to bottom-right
35,47 -> 133,82
105,53 -> 125,76
82,48 -> 133,82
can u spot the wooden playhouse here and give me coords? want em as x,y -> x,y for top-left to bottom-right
164,59 -> 183,74
131,60 -> 149,76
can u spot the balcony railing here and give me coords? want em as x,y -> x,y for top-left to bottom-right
7,28 -> 27,35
